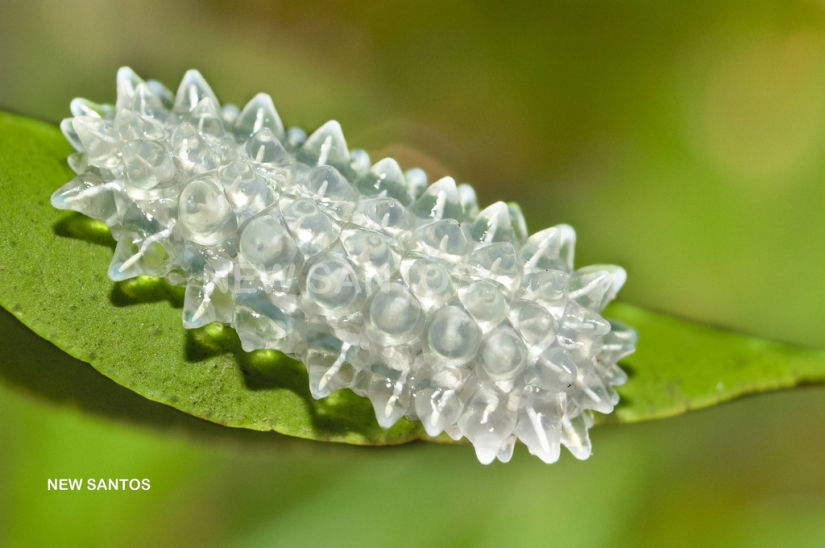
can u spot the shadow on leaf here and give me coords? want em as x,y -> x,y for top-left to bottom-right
0,306 -> 325,451
45,209 -> 428,445
53,212 -> 116,250
185,323 -> 400,440
618,363 -> 636,380
110,276 -> 185,308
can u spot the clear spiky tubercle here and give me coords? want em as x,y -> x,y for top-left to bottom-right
52,67 -> 637,464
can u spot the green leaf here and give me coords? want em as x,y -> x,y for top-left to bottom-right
0,111 -> 427,445
1,111 -> 824,444
603,302 -> 825,423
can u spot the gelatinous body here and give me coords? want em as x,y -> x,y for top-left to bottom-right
52,68 -> 637,464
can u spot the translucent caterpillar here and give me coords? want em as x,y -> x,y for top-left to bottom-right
52,68 -> 637,464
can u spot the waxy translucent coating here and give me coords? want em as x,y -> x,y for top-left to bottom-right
52,67 -> 637,464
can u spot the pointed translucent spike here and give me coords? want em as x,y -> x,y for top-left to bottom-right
72,116 -> 121,160
369,367 -> 412,428
67,152 -> 88,174
578,265 -> 626,305
281,198 -> 340,256
130,82 -> 168,119
116,67 -> 145,110
357,157 -> 410,205
606,384 -> 620,406
114,198 -> 165,239
599,320 -> 638,366
220,104 -> 240,125
560,405 -> 592,460
50,171 -> 120,225
507,202 -> 529,244
475,444 -> 498,465
458,281 -> 507,333
605,364 -> 629,387
115,110 -> 165,141
526,347 -> 577,391
458,387 -> 517,465
470,201 -> 516,244
286,126 -> 307,149
567,267 -> 620,310
304,165 -> 358,218
179,240 -> 233,280
555,322 -> 599,364
298,120 -> 350,168
243,127 -> 291,166
557,224 -> 577,270
520,226 -> 558,271
233,289 -> 301,353
572,366 -> 614,414
414,383 -> 464,437
218,160 -> 275,222
457,183 -> 479,219
173,69 -> 219,114
411,219 -> 473,264
191,96 -> 220,118
122,140 -> 177,193
515,387 -> 562,464
464,242 -> 522,295
404,167 -> 427,201
411,176 -> 464,221
307,354 -> 355,398
583,409 -> 595,428
444,424 -> 463,441
189,97 -> 226,139
234,93 -> 285,140
108,238 -> 143,282
146,79 -> 175,109
60,119 -> 84,152
518,270 -> 570,318
170,122 -> 220,174
70,98 -> 107,118
351,195 -> 411,239
349,149 -> 371,179
305,329 -> 361,399
520,223 -> 576,272
509,301 -> 557,353
349,369 -> 372,398
108,230 -> 176,281
182,276 -> 234,329
563,305 -> 611,337
497,434 -> 517,463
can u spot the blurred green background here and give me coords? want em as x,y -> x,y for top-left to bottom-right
1,0 -> 824,546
